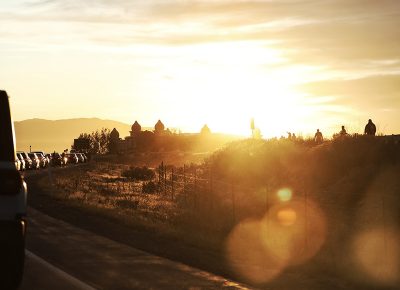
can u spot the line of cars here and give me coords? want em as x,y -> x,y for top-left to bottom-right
15,151 -> 89,171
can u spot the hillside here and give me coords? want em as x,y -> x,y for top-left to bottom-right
27,135 -> 400,289
206,136 -> 400,288
14,118 -> 131,153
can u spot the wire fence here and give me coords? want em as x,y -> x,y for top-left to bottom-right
52,159 -> 397,277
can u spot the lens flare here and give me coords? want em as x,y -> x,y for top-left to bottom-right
226,198 -> 326,284
277,188 -> 292,202
225,220 -> 286,284
277,208 -> 297,226
353,228 -> 400,286
263,200 -> 326,266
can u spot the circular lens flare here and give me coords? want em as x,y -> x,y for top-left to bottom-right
277,208 -> 297,226
264,200 -> 326,266
277,188 -> 292,202
226,198 -> 326,284
353,228 -> 400,286
225,220 -> 285,284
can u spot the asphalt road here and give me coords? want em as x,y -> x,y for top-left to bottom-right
21,207 -> 249,290
21,251 -> 95,290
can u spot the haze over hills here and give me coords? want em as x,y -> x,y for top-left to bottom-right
14,118 -> 132,153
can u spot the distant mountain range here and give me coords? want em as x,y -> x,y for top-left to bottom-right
14,118 -> 132,153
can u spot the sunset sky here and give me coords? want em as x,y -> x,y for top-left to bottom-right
1,0 -> 400,137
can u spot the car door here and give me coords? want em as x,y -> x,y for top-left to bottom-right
0,90 -> 27,289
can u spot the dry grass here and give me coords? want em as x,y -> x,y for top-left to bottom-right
36,135 -> 400,288
37,162 -> 227,249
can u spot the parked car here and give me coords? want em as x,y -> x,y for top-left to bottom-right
45,154 -> 51,165
81,153 -> 88,162
46,153 -> 52,164
50,153 -> 66,166
66,153 -> 79,164
0,90 -> 27,289
15,157 -> 21,171
16,153 -> 26,171
76,153 -> 85,163
27,153 -> 40,169
32,152 -> 48,168
17,152 -> 32,170
61,152 -> 68,166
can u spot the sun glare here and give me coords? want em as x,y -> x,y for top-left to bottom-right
148,41 -> 312,136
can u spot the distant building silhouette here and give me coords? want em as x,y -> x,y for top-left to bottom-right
110,128 -> 120,140
364,119 -> 376,136
109,128 -> 121,154
131,121 -> 141,136
108,119 -> 222,153
201,124 -> 211,135
154,120 -> 165,134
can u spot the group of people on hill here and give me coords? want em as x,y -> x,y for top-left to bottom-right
314,119 -> 377,144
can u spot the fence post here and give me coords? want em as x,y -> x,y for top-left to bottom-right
158,163 -> 161,184
381,184 -> 387,261
231,180 -> 235,224
194,169 -> 197,210
304,189 -> 308,250
160,162 -> 163,194
164,165 -> 167,196
209,165 -> 213,216
183,164 -> 186,204
266,184 -> 270,234
171,167 -> 174,200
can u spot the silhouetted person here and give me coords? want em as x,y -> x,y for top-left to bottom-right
314,129 -> 323,144
364,119 -> 376,136
287,132 -> 292,139
339,125 -> 347,136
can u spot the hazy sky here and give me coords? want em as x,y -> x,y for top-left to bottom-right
1,0 -> 400,137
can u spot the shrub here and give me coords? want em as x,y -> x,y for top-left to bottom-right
122,166 -> 155,181
142,181 -> 158,194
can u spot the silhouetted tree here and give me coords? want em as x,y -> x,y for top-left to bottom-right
72,128 -> 111,154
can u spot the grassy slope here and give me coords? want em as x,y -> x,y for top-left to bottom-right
26,136 -> 400,289
208,136 -> 400,289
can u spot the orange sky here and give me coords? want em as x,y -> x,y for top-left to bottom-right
1,0 -> 400,138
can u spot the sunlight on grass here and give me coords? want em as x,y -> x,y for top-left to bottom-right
34,136 -> 400,288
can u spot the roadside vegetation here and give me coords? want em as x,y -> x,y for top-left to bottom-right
32,135 -> 400,289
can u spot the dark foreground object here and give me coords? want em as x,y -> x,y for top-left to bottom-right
0,220 -> 25,289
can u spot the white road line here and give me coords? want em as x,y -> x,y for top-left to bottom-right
25,250 -> 97,290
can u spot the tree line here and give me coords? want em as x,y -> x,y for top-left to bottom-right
72,128 -> 111,154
